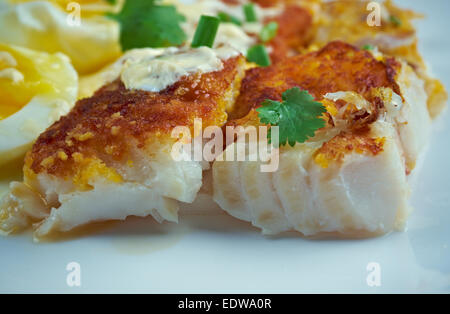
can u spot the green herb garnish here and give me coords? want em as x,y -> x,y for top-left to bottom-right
247,44 -> 271,67
108,0 -> 186,51
217,12 -> 241,26
243,3 -> 257,22
191,15 -> 220,48
389,15 -> 402,27
256,87 -> 326,147
362,44 -> 375,51
259,21 -> 278,43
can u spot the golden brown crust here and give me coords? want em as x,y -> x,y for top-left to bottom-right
229,41 -> 401,120
312,0 -> 418,47
313,131 -> 385,168
311,0 -> 447,117
28,56 -> 245,176
266,5 -> 313,63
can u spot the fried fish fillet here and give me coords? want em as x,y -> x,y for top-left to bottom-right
311,0 -> 447,118
213,41 -> 430,237
0,50 -> 246,239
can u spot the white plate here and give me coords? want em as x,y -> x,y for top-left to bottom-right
0,0 -> 449,293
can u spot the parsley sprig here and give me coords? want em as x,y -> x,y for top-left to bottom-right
256,87 -> 326,147
108,0 -> 187,51
362,44 -> 375,51
389,15 -> 402,27
259,21 -> 278,43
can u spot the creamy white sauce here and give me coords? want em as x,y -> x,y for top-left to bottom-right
85,0 -> 286,94
78,48 -> 169,98
121,0 -> 286,93
166,0 -> 282,54
241,22 -> 263,35
168,0 -> 281,26
215,23 -> 255,55
104,48 -> 172,86
121,46 -> 237,92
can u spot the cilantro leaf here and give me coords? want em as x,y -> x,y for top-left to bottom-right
256,87 -> 326,147
259,21 -> 278,43
389,15 -> 402,27
217,12 -> 241,26
362,44 -> 375,51
108,0 -> 187,51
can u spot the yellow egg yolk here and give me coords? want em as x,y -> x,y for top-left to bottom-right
0,44 -> 58,120
9,0 -> 123,15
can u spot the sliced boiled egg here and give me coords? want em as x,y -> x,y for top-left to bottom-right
9,0 -> 124,15
0,43 -> 78,166
0,0 -> 121,74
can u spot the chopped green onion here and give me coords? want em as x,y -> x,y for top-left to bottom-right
217,12 -> 241,26
259,21 -> 278,43
243,3 -> 257,22
362,44 -> 375,51
247,44 -> 271,67
191,15 -> 220,48
389,15 -> 402,27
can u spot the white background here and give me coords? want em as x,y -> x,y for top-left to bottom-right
0,0 -> 449,293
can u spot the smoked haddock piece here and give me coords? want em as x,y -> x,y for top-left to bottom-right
0,50 -> 246,240
213,42 -> 431,237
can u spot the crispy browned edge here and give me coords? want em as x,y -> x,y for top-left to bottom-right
27,56 -> 245,177
229,41 -> 400,121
